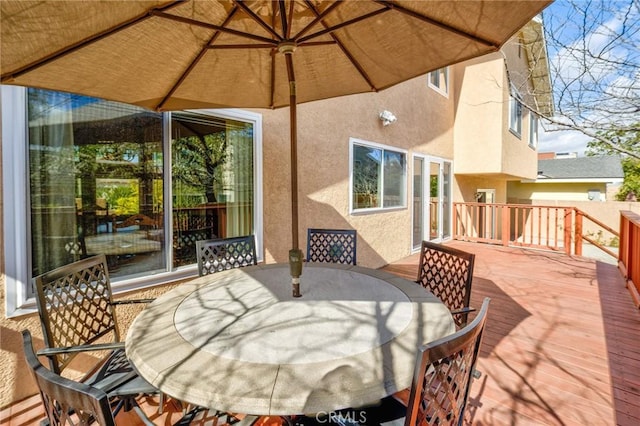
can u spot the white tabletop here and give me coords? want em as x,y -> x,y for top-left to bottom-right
85,232 -> 161,255
126,263 -> 455,416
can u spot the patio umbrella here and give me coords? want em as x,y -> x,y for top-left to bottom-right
1,0 -> 552,294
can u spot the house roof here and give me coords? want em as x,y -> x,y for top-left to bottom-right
536,156 -> 624,181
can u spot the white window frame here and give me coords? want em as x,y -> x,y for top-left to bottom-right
428,67 -> 449,97
529,113 -> 539,149
2,85 -> 263,317
509,87 -> 523,138
349,137 -> 407,214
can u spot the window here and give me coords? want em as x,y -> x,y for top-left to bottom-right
28,90 -> 165,279
587,189 -> 601,201
350,138 -> 407,212
2,86 -> 263,316
529,113 -> 539,148
509,87 -> 523,137
428,67 -> 449,96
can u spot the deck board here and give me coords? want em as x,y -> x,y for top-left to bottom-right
2,241 -> 639,425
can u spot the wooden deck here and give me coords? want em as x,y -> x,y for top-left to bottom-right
2,241 -> 639,425
384,241 -> 640,426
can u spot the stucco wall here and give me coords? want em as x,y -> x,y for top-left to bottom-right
453,41 -> 538,180
508,181 -> 611,202
260,75 -> 455,268
453,54 -> 504,174
454,175 -> 509,204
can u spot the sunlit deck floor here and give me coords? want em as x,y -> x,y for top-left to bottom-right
2,241 -> 639,426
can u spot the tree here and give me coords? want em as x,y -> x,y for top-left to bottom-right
172,131 -> 228,204
586,125 -> 640,200
528,1 -> 640,159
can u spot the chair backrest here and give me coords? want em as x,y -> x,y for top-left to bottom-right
404,297 -> 490,426
196,235 -> 258,276
34,254 -> 120,374
417,241 -> 475,327
22,330 -> 116,426
63,236 -> 87,263
306,228 -> 357,265
174,212 -> 218,266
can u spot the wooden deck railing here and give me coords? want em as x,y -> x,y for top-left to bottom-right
619,211 -> 640,308
453,202 -> 640,308
453,202 -> 621,257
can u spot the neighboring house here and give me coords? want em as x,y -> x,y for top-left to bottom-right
508,154 -> 624,202
0,18 -> 551,405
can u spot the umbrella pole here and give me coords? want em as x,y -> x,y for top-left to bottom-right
284,49 -> 303,297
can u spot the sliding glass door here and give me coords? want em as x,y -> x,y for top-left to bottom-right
26,88 -> 259,284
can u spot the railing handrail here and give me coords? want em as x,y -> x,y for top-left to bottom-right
619,211 -> 640,308
575,209 -> 618,236
454,202 -> 571,209
620,210 -> 640,226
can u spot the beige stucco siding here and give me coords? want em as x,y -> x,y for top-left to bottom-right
500,37 -> 538,179
453,55 -> 504,174
454,175 -> 509,204
260,75 -> 455,267
508,181 -> 611,202
453,43 -> 538,180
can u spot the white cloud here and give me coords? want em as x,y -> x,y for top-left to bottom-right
538,126 -> 591,156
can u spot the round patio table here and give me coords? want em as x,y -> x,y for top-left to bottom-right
125,263 -> 455,416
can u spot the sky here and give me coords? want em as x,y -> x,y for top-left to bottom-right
536,0 -> 639,157
538,126 -> 590,156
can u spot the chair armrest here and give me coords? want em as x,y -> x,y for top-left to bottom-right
37,341 -> 125,356
111,298 -> 155,305
450,307 -> 476,316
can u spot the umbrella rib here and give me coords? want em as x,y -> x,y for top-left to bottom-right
278,0 -> 289,39
374,0 -> 499,48
297,6 -> 390,44
156,6 -> 240,111
292,0 -> 343,41
232,0 -> 283,41
0,1 -> 184,83
300,0 -> 378,92
207,44 -> 275,49
270,48 -> 276,109
151,10 -> 278,45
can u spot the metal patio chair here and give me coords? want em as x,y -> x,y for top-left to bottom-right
23,329 -> 233,426
402,297 -> 490,426
417,241 -> 476,328
353,298 -> 491,426
22,329 -> 120,426
34,254 -> 160,422
196,235 -> 258,276
306,228 -> 357,265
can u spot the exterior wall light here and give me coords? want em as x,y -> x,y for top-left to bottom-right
379,110 -> 397,126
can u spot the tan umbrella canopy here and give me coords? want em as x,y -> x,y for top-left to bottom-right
1,0 -> 551,292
